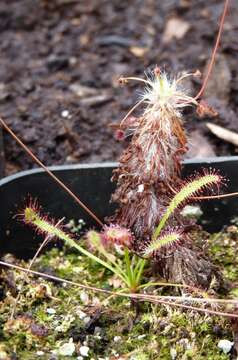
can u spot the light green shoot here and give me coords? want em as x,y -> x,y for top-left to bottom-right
24,207 -> 125,280
24,206 -> 195,295
152,173 -> 220,240
144,231 -> 181,257
24,207 -> 146,293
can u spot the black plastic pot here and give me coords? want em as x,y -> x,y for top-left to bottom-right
0,157 -> 238,259
0,128 -> 4,178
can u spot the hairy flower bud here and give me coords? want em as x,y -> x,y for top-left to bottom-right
101,224 -> 133,249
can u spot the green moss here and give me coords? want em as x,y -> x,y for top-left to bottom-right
171,312 -> 189,327
208,227 -> 238,282
1,226 -> 238,359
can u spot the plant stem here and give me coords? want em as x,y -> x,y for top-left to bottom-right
194,0 -> 229,100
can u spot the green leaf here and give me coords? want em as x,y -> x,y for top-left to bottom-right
144,231 -> 181,256
23,207 -> 127,283
153,173 -> 220,240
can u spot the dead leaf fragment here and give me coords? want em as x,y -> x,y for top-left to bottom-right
129,46 -> 148,57
71,18 -> 81,26
196,100 -> 218,118
162,17 -> 190,43
79,93 -> 112,107
108,275 -> 123,289
206,123 -> 238,147
79,34 -> 90,46
69,84 -> 98,98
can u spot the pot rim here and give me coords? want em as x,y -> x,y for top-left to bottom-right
1,156 -> 238,187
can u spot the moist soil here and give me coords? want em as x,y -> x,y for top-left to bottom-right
0,0 -> 238,175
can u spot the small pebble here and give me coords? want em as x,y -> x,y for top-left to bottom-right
46,308 -> 56,315
58,340 -> 75,356
36,351 -> 44,356
113,336 -> 121,342
80,291 -> 89,304
218,339 -> 234,354
77,310 -> 87,319
80,346 -> 90,357
170,348 -> 177,359
61,110 -> 69,118
181,205 -> 203,218
83,316 -> 91,324
94,326 -> 102,335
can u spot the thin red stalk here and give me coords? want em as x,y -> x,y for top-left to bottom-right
194,0 -> 229,100
0,117 -> 103,227
120,98 -> 144,126
1,260 -> 238,318
143,294 -> 238,305
145,297 -> 237,319
193,191 -> 238,201
167,183 -> 177,194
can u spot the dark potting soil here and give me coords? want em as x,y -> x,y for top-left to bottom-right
0,0 -> 237,175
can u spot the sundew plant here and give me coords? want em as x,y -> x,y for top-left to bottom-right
104,69 -> 224,288
1,0 -> 237,318
20,68 -> 225,292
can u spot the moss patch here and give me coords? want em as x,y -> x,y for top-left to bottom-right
0,226 -> 238,359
